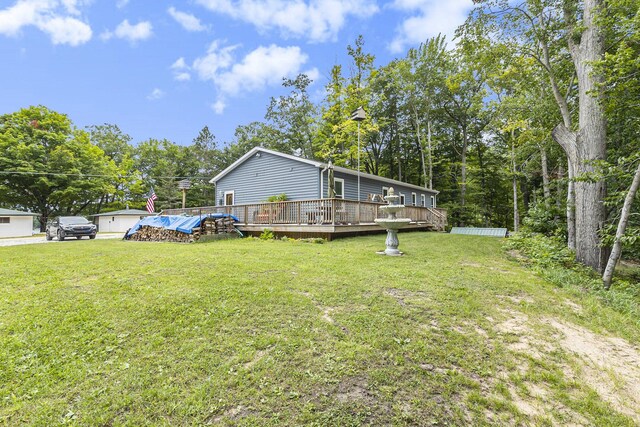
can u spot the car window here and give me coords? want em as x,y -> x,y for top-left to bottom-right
59,217 -> 90,225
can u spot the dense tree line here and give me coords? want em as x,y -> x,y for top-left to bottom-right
1,0 -> 638,284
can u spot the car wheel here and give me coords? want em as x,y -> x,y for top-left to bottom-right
58,230 -> 65,241
89,235 -> 96,240
45,232 -> 52,241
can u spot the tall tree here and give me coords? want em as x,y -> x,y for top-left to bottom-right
470,0 -> 609,271
87,123 -> 144,212
0,106 -> 118,228
265,74 -> 319,159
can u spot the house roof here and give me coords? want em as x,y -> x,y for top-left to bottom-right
0,208 -> 40,217
210,147 -> 439,194
91,209 -> 153,217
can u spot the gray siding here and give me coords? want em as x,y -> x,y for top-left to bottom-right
323,171 -> 438,207
216,151 -> 320,205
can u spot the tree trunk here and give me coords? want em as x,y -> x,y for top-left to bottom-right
556,162 -> 563,222
412,106 -> 428,189
427,121 -> 433,190
512,131 -> 519,232
460,127 -> 468,226
540,145 -> 551,207
602,161 -> 640,289
476,138 -> 490,226
551,0 -> 607,271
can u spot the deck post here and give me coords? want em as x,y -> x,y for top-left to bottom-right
244,205 -> 248,225
269,204 -> 273,224
331,199 -> 336,225
297,203 -> 301,225
357,202 -> 360,224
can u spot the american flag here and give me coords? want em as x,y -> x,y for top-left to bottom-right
146,187 -> 158,213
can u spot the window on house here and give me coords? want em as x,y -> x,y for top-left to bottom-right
431,196 -> 436,208
334,178 -> 345,199
112,217 -> 115,222
382,187 -> 389,197
0,217 -> 9,224
421,194 -> 426,207
411,192 -> 417,206
400,194 -> 406,205
224,191 -> 235,205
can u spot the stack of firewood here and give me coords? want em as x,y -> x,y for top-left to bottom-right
128,216 -> 238,243
205,216 -> 236,234
128,225 -> 196,243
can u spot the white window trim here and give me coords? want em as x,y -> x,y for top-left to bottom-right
421,194 -> 426,207
334,178 -> 345,199
224,190 -> 235,206
382,186 -> 389,197
430,195 -> 436,208
411,192 -> 417,206
400,193 -> 406,205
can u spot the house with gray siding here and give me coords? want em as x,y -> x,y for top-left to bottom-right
210,147 -> 439,207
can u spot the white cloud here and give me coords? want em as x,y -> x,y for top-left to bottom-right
192,40 -> 237,81
211,99 -> 226,114
171,57 -> 192,81
195,0 -> 378,42
101,19 -> 153,42
389,0 -> 474,53
190,41 -> 316,114
168,6 -> 206,32
0,0 -> 92,46
171,57 -> 187,69
116,0 -> 129,8
147,88 -> 165,100
39,15 -> 92,45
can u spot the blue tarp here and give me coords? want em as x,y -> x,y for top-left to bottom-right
125,213 -> 238,237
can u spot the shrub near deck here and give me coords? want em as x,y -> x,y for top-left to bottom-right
0,234 -> 638,426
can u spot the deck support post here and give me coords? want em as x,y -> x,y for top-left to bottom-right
331,199 -> 336,225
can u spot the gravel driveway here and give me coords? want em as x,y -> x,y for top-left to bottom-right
0,233 -> 124,247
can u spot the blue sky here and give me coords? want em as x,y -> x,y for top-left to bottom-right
0,0 -> 473,146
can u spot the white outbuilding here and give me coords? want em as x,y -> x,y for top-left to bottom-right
92,209 -> 153,233
0,208 -> 40,238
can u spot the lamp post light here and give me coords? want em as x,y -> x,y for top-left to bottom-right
178,179 -> 191,209
350,106 -> 366,222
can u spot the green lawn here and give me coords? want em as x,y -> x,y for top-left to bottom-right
1,233 -> 639,426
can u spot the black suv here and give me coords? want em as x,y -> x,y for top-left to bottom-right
46,216 -> 97,241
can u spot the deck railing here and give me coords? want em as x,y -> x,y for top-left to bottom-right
163,199 -> 447,230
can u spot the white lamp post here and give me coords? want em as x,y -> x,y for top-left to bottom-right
350,107 -> 366,220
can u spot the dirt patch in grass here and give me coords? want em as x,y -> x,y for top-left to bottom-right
322,307 -> 335,324
562,299 -> 584,315
495,309 -> 553,359
549,319 -> 640,423
461,261 -> 514,274
336,378 -> 372,404
243,348 -> 270,371
384,287 -> 430,307
495,308 -> 640,423
208,405 -> 255,424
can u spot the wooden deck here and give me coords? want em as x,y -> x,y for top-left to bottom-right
163,199 -> 447,240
